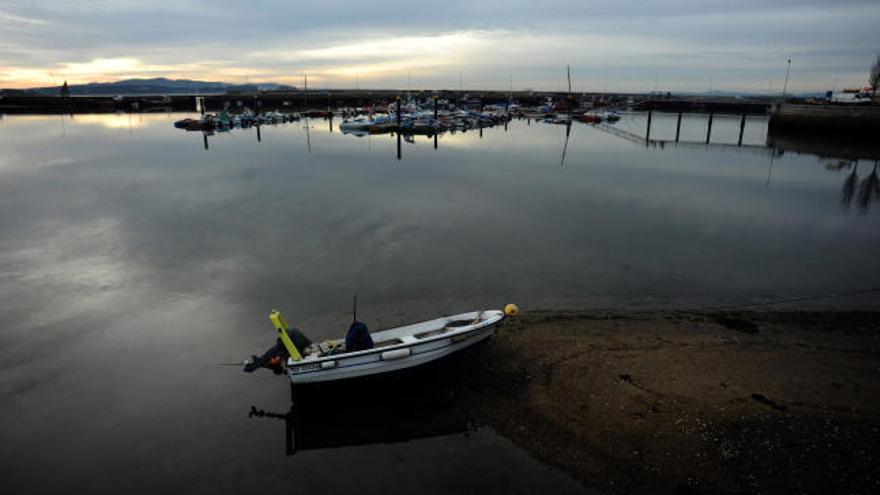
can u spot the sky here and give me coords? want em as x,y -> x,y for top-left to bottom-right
0,0 -> 878,93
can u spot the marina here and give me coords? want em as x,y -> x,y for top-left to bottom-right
2,2 -> 879,492
2,104 -> 879,495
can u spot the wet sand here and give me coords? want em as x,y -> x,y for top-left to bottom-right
449,310 -> 880,494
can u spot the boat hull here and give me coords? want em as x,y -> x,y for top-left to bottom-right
287,311 -> 503,384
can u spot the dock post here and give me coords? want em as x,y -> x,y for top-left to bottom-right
434,134 -> 438,150
706,113 -> 714,144
675,112 -> 682,142
203,133 -> 209,150
738,114 -> 746,146
396,132 -> 401,161
256,125 -> 261,142
303,74 -> 309,110
646,110 -> 653,143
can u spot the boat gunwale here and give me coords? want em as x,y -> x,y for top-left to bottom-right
287,324 -> 497,380
287,310 -> 504,368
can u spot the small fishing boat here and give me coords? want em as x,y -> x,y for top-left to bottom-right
577,110 -> 621,124
577,112 -> 602,124
339,116 -> 374,132
244,304 -> 518,384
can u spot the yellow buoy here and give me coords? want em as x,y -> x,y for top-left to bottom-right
504,303 -> 519,316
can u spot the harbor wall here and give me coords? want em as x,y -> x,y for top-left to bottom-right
634,97 -> 770,115
769,103 -> 880,134
0,91 -> 728,115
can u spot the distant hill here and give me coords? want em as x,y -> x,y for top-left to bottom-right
22,78 -> 296,96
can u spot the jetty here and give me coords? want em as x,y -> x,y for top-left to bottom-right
769,103 -> 880,135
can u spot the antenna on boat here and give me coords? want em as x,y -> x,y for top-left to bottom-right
353,293 -> 358,323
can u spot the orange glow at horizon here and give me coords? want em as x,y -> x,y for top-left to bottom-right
0,32 -> 485,89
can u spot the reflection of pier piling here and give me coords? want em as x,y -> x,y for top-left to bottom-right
706,113 -> 714,144
675,113 -> 682,142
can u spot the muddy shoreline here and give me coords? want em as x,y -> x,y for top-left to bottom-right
463,310 -> 880,494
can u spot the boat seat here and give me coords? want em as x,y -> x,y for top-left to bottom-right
374,338 -> 403,348
414,328 -> 449,339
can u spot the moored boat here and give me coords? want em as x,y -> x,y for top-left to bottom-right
244,305 -> 518,384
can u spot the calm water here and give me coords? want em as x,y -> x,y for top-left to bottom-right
1,112 -> 878,493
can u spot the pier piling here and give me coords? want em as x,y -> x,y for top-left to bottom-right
675,112 -> 682,142
738,114 -> 746,146
706,113 -> 714,144
646,110 -> 653,143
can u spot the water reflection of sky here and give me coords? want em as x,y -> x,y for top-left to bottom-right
0,112 -> 878,493
2,113 -> 879,324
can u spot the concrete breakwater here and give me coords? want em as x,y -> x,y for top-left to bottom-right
769,103 -> 880,134
0,90 -> 767,115
634,97 -> 770,115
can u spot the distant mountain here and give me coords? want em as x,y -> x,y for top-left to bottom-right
23,78 -> 296,96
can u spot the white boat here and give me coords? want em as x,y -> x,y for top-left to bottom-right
245,306 -> 516,384
339,116 -> 374,131
289,310 -> 506,384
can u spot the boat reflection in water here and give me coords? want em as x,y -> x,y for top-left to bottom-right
248,350 -> 480,456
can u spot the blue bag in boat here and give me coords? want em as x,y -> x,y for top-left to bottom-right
345,321 -> 374,352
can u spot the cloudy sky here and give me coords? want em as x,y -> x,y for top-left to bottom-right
1,0 -> 878,92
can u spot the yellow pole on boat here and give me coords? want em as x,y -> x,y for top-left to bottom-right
270,310 -> 303,361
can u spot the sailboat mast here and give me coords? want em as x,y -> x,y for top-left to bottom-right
567,65 -> 573,116
567,65 -> 572,94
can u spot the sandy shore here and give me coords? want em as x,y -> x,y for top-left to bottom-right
454,310 -> 880,494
